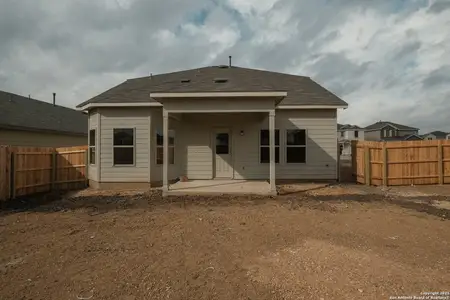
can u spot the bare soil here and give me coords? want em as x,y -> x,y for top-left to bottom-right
0,185 -> 449,299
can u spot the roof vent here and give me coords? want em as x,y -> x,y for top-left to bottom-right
180,79 -> 191,83
213,78 -> 228,83
217,65 -> 229,69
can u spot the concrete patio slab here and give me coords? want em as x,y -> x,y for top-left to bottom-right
165,180 -> 273,196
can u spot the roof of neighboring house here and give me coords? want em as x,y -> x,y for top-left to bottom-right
0,90 -> 87,136
364,121 -> 418,131
422,131 -> 448,138
337,124 -> 362,130
381,134 -> 423,141
77,66 -> 348,108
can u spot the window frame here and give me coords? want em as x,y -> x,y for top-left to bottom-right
156,129 -> 175,165
285,129 -> 307,164
89,129 -> 96,165
112,128 -> 135,166
354,130 -> 359,138
259,129 -> 280,164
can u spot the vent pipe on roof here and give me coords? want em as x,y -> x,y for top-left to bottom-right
53,93 -> 56,106
229,55 -> 232,67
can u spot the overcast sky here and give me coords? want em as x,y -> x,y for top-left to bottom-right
1,0 -> 449,132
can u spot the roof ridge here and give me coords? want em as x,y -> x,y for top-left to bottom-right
0,90 -> 78,111
127,66 -> 213,81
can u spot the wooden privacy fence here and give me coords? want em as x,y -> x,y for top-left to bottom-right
352,140 -> 450,186
0,145 -> 88,201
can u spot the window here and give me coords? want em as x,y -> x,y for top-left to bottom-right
89,129 -> 96,165
156,130 -> 175,164
354,131 -> 359,138
113,128 -> 134,165
340,131 -> 345,137
427,137 -> 433,140
286,129 -> 306,163
260,130 -> 280,163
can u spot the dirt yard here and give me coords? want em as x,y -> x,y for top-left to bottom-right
1,184 -> 449,299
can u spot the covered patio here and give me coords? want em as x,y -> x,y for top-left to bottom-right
150,91 -> 287,197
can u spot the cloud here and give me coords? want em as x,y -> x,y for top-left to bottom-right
0,0 -> 449,132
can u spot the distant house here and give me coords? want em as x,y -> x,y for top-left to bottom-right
380,135 -> 423,141
364,121 -> 419,141
0,90 -> 87,147
421,131 -> 448,140
337,124 -> 364,156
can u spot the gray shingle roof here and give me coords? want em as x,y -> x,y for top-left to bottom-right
422,131 -> 448,138
0,90 -> 87,136
381,135 -> 423,141
338,124 -> 362,130
364,121 -> 418,131
77,66 -> 347,108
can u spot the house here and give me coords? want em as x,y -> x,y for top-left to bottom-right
76,65 -> 348,195
337,124 -> 364,156
0,90 -> 87,147
421,131 -> 448,140
364,121 -> 419,141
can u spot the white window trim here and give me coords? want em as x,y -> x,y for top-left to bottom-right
89,128 -> 96,165
285,129 -> 307,164
112,128 -> 136,166
156,129 -> 175,165
259,129 -> 280,164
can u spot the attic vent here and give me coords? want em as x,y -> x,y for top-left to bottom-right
213,78 -> 228,83
180,79 -> 191,83
217,65 -> 229,69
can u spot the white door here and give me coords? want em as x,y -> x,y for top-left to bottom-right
214,129 -> 232,178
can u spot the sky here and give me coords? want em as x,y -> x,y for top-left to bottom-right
0,0 -> 449,133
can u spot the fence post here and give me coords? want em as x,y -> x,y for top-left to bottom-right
51,151 -> 57,190
438,141 -> 443,185
10,150 -> 16,199
364,145 -> 371,185
382,142 -> 388,186
85,149 -> 89,187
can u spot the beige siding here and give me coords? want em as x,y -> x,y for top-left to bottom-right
0,129 -> 86,147
232,110 -> 337,180
99,108 -> 150,182
150,108 -> 181,182
94,107 -> 338,184
172,109 -> 338,181
163,97 -> 275,112
88,111 -> 98,181
364,130 -> 381,141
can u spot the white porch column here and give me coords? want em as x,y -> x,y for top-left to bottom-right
269,110 -> 276,194
163,109 -> 169,193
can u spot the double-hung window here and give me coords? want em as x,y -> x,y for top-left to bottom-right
113,128 -> 134,165
89,129 -> 96,165
286,129 -> 307,163
156,130 -> 175,164
260,130 -> 280,163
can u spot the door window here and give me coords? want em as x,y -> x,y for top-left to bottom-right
216,133 -> 229,154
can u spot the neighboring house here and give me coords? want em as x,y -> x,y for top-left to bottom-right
380,135 -> 423,141
76,65 -> 348,195
0,90 -> 87,147
364,121 -> 419,141
337,124 -> 364,156
421,131 -> 448,140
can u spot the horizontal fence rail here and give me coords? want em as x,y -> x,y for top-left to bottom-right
0,145 -> 88,201
352,140 -> 450,186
